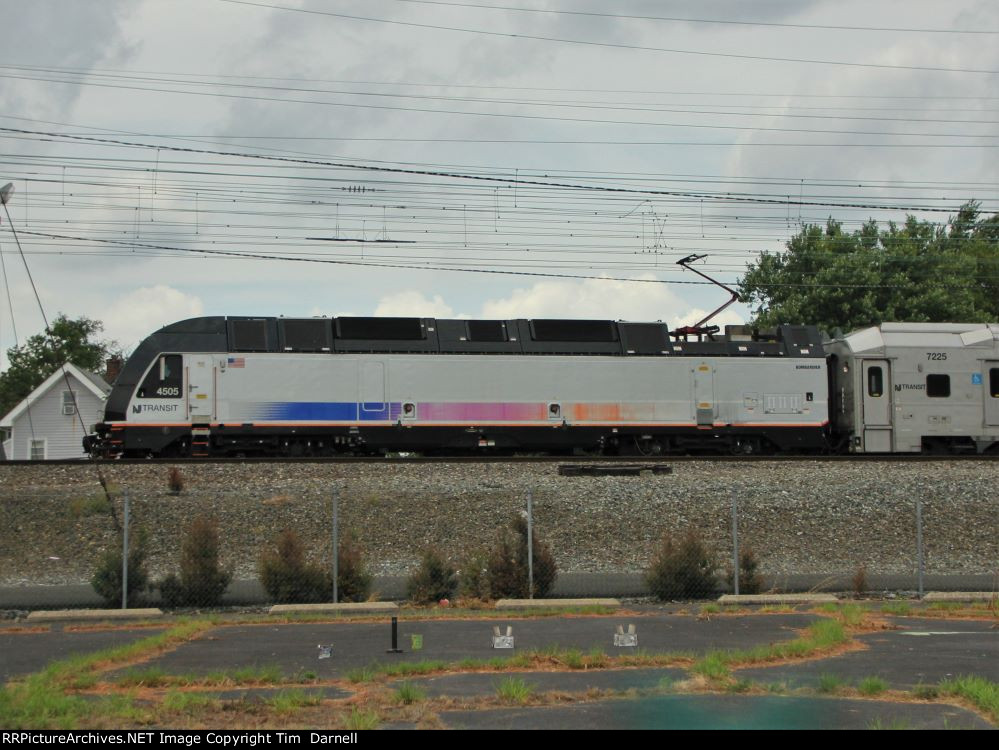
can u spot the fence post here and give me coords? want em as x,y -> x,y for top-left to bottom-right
731,491 -> 740,596
121,490 -> 130,610
916,496 -> 924,599
527,488 -> 534,599
332,486 -> 339,604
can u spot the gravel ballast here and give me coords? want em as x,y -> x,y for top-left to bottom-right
0,461 -> 996,593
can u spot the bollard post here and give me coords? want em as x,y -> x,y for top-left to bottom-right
731,491 -> 740,596
916,496 -> 924,599
527,488 -> 534,599
387,616 -> 403,653
121,490 -> 130,610
332,486 -> 339,604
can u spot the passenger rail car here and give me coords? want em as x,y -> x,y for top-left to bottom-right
85,316 -> 832,457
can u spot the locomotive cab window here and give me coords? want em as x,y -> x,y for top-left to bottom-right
138,354 -> 183,398
867,366 -> 883,397
926,374 -> 950,398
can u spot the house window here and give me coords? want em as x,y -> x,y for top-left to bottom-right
926,374 -> 950,398
29,439 -> 46,461
62,391 -> 77,416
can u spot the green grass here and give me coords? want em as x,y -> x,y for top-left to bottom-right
116,664 -> 285,688
266,689 -> 322,713
203,665 -> 284,686
657,676 -> 675,693
0,619 -> 214,729
759,605 -> 794,614
928,602 -> 964,612
858,676 -> 889,696
939,676 -> 999,724
691,651 -> 730,681
700,604 -> 721,614
393,681 -> 426,705
726,679 -> 752,694
689,618 -> 850,681
817,673 -> 846,694
881,602 -> 913,616
345,666 -> 377,684
912,683 -> 939,700
116,667 -> 177,688
69,494 -> 112,517
162,691 -> 219,713
343,707 -> 380,730
495,677 -> 534,704
868,717 -> 912,730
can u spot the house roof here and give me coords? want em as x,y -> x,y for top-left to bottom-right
0,363 -> 111,428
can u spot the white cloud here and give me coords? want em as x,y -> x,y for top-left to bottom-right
374,290 -> 461,318
100,285 -> 203,352
479,275 -> 746,328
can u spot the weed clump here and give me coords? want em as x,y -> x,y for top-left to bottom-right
158,516 -> 231,607
456,549 -> 491,600
487,515 -> 558,599
646,529 -> 719,601
852,565 -> 868,598
336,530 -> 372,603
167,467 -> 184,494
258,529 -> 331,603
91,527 -> 150,606
726,545 -> 765,595
406,547 -> 457,605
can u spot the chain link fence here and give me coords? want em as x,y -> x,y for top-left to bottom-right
0,464 -> 996,610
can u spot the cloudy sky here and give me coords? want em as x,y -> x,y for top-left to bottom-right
0,0 -> 996,360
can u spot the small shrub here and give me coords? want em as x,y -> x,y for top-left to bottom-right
646,529 -> 719,601
259,529 -> 331,603
336,530 -> 372,603
406,548 -> 457,605
487,515 -> 558,599
852,565 -> 868,598
158,516 -> 231,607
457,549 -> 490,599
726,546 -> 764,595
167,467 -> 184,494
91,528 -> 150,606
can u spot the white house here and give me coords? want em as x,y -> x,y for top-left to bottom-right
0,363 -> 110,460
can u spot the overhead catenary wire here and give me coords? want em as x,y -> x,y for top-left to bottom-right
216,0 -> 999,76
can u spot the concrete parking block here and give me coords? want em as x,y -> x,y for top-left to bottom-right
923,592 -> 998,603
268,602 -> 398,614
494,598 -> 620,609
26,608 -> 163,622
718,593 -> 838,605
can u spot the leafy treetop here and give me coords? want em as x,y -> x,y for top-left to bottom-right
0,314 -> 118,417
738,201 -> 999,334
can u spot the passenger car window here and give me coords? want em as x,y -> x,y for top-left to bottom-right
991,368 -> 999,398
926,374 -> 950,398
867,366 -> 883,397
138,354 -> 183,398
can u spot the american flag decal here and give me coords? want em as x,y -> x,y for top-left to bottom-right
227,357 -> 245,368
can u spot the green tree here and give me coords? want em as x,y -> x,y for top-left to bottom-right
738,202 -> 999,333
0,314 -> 118,416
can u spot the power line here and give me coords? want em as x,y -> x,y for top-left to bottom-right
217,0 -> 999,75
5,71 -> 998,141
382,0 -> 999,35
1,128 -> 994,214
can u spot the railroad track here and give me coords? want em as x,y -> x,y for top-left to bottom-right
4,454 -> 999,466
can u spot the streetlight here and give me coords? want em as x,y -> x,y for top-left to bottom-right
0,182 -> 13,206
